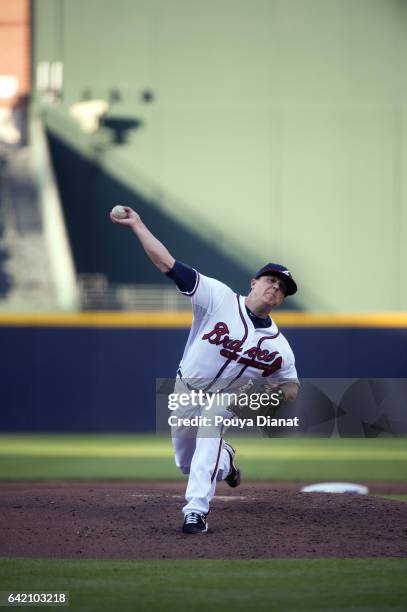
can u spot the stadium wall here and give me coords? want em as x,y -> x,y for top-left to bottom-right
31,0 -> 407,312
45,129 -> 267,301
1,315 -> 406,432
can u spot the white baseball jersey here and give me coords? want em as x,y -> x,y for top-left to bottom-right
177,272 -> 298,392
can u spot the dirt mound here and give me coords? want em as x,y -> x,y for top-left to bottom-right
1,481 -> 406,559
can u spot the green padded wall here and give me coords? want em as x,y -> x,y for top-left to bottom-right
32,0 -> 407,311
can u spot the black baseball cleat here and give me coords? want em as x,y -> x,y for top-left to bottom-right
182,512 -> 208,534
224,442 -> 241,488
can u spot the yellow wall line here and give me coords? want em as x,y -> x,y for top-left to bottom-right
0,311 -> 407,328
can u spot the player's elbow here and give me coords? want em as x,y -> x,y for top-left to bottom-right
291,384 -> 299,402
157,258 -> 174,274
282,382 -> 300,402
151,252 -> 175,274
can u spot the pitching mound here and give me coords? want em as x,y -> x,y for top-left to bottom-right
1,481 -> 406,559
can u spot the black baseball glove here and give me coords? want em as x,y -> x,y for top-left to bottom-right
226,379 -> 286,426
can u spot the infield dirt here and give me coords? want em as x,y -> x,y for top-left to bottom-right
1,481 -> 406,559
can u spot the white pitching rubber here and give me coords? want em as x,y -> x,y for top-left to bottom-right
301,482 -> 369,494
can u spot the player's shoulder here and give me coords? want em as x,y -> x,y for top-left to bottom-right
189,272 -> 236,314
197,272 -> 235,297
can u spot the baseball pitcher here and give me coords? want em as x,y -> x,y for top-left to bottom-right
111,206 -> 299,534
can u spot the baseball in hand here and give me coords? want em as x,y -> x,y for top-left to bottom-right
111,205 -> 128,219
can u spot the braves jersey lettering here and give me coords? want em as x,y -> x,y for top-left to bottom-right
236,354 -> 282,377
202,322 -> 244,352
243,346 -> 279,363
203,322 -> 283,376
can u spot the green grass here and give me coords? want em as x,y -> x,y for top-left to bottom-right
375,494 -> 407,502
0,558 -> 406,612
0,435 -> 406,481
1,439 -> 406,611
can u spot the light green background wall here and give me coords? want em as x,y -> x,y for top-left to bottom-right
33,0 -> 407,311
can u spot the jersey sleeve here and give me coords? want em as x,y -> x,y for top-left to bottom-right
190,273 -> 230,315
166,260 -> 198,293
166,261 -> 230,314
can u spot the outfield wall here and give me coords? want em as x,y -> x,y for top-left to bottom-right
1,314 -> 406,432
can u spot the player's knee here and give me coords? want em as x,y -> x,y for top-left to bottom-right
175,459 -> 191,475
178,464 -> 190,475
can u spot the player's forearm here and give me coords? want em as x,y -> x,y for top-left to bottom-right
131,219 -> 175,273
110,206 -> 175,273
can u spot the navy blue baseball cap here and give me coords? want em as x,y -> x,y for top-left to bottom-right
254,263 -> 297,296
